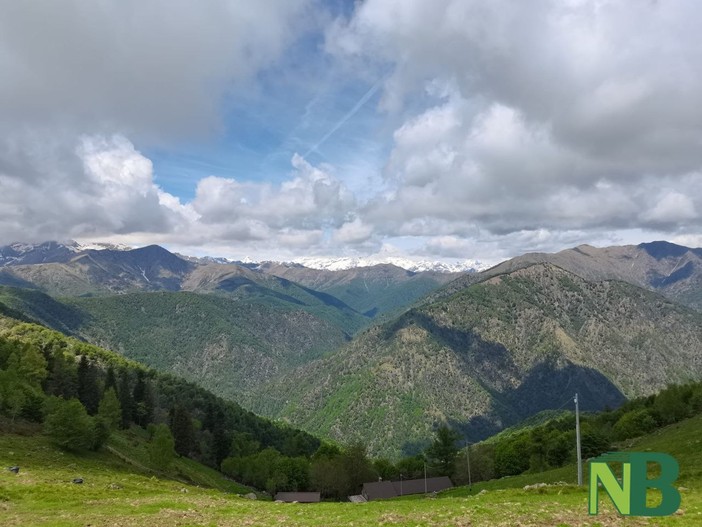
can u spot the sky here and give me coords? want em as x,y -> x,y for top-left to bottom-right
1,0 -> 701,265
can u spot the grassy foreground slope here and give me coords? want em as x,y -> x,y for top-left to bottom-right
3,416 -> 701,526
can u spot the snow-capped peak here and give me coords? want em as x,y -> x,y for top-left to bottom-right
75,242 -> 133,252
266,256 -> 489,273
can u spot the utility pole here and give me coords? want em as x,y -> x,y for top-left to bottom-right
575,392 -> 582,486
424,461 -> 427,494
466,446 -> 472,487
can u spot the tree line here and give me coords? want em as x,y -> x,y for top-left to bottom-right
0,320 -> 319,474
451,382 -> 702,485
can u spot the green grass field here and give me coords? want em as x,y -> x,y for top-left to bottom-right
2,416 -> 701,526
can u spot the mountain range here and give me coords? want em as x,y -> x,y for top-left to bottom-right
1,239 -> 701,458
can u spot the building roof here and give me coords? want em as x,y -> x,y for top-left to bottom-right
274,492 -> 321,503
361,481 -> 398,501
392,476 -> 453,496
362,477 -> 454,501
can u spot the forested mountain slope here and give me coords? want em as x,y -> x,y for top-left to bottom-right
251,262 -> 461,318
0,286 -> 349,408
253,263 -> 702,458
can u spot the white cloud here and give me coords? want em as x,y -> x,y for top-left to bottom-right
327,0 -> 702,253
0,0 -> 313,142
192,154 -> 356,231
3,0 -> 702,263
333,218 -> 374,244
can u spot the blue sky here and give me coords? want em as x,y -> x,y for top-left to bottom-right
1,1 -> 702,264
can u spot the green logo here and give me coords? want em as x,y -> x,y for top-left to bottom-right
588,452 -> 680,516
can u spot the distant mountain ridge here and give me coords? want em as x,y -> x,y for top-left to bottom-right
454,241 -> 702,310
0,241 -> 466,331
253,262 -> 702,457
0,240 -> 485,274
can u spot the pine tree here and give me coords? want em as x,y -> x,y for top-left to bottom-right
117,370 -> 135,429
77,356 -> 100,415
46,351 -> 78,399
426,425 -> 461,477
104,366 -> 117,392
169,405 -> 195,457
132,371 -> 154,427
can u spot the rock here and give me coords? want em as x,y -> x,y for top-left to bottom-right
679,486 -> 689,492
244,493 -> 257,500
108,483 -> 122,490
7,466 -> 19,474
72,478 -> 84,484
523,483 -> 548,490
180,488 -> 189,493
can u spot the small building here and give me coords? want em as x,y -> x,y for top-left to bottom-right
362,476 -> 453,501
274,492 -> 321,503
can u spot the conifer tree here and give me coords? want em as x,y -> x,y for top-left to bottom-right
169,405 -> 195,457
132,370 -> 154,427
117,370 -> 135,429
77,355 -> 101,415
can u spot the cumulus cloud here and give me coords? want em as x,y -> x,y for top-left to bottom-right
0,134 -> 191,242
192,154 -> 355,230
3,0 -> 702,262
328,0 -> 702,253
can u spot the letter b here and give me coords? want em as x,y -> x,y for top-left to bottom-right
628,453 -> 680,517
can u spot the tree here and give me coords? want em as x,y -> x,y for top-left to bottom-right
310,455 -> 347,500
0,369 -> 26,422
613,408 -> 656,441
426,425 -> 461,476
341,442 -> 376,496
43,398 -> 94,451
653,386 -> 690,425
373,458 -> 397,481
454,444 -> 495,484
45,351 -> 78,399
104,366 -> 117,392
7,343 -> 48,387
148,423 -> 176,470
77,356 -> 101,415
494,434 -> 531,477
117,371 -> 135,429
396,454 -> 425,480
230,432 -> 260,458
169,405 -> 196,457
132,371 -> 154,427
98,387 -> 122,431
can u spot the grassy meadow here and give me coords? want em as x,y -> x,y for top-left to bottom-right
2,416 -> 701,526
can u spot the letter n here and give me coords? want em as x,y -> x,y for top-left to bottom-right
589,460 -> 631,515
